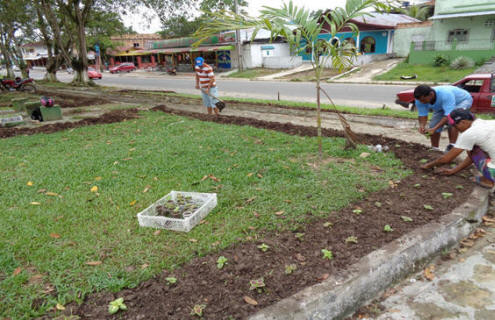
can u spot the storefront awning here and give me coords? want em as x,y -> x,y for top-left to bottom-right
116,45 -> 235,56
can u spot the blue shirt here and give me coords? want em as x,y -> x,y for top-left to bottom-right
415,86 -> 472,117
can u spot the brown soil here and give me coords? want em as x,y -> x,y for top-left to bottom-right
40,105 -> 474,320
36,89 -> 110,108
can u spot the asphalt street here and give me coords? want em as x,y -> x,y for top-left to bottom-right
27,69 -> 412,110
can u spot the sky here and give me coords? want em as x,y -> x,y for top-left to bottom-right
123,0 -> 349,34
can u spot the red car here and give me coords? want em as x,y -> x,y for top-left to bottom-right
396,73 -> 495,113
88,67 -> 102,80
109,62 -> 136,74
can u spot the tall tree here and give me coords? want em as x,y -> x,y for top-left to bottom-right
195,0 -> 391,153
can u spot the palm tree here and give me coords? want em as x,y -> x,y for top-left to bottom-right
401,4 -> 432,21
194,0 -> 390,154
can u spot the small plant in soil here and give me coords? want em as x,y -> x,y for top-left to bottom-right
321,249 -> 333,260
352,209 -> 362,215
441,192 -> 453,199
294,232 -> 305,241
108,297 -> 127,315
217,256 -> 228,269
249,278 -> 266,293
414,183 -> 421,188
191,304 -> 206,317
424,204 -> 434,211
456,185 -> 464,189
165,277 -> 177,285
374,201 -> 382,208
419,159 -> 428,164
401,216 -> 413,222
345,236 -> 358,244
284,264 -> 297,274
257,243 -> 269,252
155,194 -> 199,219
383,225 -> 393,232
323,221 -> 333,228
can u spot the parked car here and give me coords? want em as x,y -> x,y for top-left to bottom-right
88,67 -> 102,79
396,73 -> 495,113
109,63 -> 136,74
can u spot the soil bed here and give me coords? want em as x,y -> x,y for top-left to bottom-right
48,106 -> 475,320
36,89 -> 110,108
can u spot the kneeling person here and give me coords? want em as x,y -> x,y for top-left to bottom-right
420,109 -> 495,189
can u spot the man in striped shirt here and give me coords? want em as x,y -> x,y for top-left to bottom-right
194,57 -> 220,115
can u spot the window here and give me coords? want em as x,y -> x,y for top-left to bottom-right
457,79 -> 483,93
133,42 -> 139,48
329,37 -> 340,47
447,29 -> 468,43
485,19 -> 495,27
360,36 -> 376,53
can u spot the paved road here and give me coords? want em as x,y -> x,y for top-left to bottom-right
28,69 -> 413,110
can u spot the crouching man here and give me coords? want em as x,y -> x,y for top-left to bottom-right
420,109 -> 495,190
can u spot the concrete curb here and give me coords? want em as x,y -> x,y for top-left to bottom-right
327,80 -> 450,86
248,187 -> 490,320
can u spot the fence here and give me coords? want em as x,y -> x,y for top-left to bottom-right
409,39 -> 495,65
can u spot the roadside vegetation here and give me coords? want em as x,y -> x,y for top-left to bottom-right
374,62 -> 477,83
0,109 -> 408,318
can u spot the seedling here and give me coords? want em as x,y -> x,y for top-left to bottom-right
424,204 -> 434,211
321,249 -> 333,260
456,185 -> 464,189
401,216 -> 413,222
108,298 -> 127,315
249,278 -> 265,293
384,225 -> 393,232
345,236 -> 358,244
419,159 -> 428,164
422,175 -> 428,178
441,192 -> 453,199
257,243 -> 269,252
323,222 -> 333,228
374,201 -> 382,208
294,232 -> 305,241
191,304 -> 206,317
165,277 -> 177,285
352,209 -> 362,215
414,183 -> 421,188
217,256 -> 228,269
284,264 -> 297,274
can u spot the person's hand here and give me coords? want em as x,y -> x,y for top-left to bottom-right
206,88 -> 210,94
434,167 -> 454,175
418,127 -> 426,134
426,128 -> 436,136
195,84 -> 199,90
420,162 -> 432,170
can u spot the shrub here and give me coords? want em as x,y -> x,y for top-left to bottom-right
450,56 -> 475,70
433,54 -> 449,67
475,57 -> 487,67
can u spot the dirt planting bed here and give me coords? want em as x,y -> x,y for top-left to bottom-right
36,89 -> 110,108
40,105 -> 475,320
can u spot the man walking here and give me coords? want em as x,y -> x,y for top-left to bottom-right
414,84 -> 472,152
420,109 -> 495,190
194,57 -> 220,115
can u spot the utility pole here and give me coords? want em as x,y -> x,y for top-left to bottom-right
234,0 -> 243,71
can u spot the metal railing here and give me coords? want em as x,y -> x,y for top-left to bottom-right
412,39 -> 495,51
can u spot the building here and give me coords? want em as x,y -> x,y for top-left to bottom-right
301,12 -> 420,66
110,34 -> 161,50
21,41 -> 49,68
395,0 -> 495,64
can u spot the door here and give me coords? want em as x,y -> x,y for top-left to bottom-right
477,76 -> 495,113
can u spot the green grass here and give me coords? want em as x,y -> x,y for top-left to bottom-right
226,68 -> 286,79
374,62 -> 477,83
0,109 -> 410,318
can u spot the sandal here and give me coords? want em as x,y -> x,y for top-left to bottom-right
471,176 -> 495,189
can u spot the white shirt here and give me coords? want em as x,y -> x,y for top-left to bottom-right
455,119 -> 495,168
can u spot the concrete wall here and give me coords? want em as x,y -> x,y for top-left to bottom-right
242,43 -> 292,68
263,56 -> 302,69
434,0 -> 495,15
393,24 -> 432,57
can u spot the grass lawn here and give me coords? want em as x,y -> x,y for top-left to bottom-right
374,62 -> 477,83
0,109 -> 409,318
226,68 -> 287,79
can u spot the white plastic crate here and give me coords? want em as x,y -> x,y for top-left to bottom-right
137,191 -> 217,232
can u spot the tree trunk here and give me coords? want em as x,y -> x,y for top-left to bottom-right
72,2 -> 89,84
0,35 -> 14,78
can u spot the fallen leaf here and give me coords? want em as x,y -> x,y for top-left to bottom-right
460,239 -> 474,247
129,148 -> 136,151
295,253 -> 306,262
284,200 -> 292,203
153,176 -> 158,181
28,274 -> 44,285
423,265 -> 435,281
141,264 -> 149,269
482,216 -> 495,223
30,202 -> 41,205
245,197 -> 256,204
94,176 -> 102,181
209,174 -> 220,182
257,173 -> 263,178
201,175 -> 208,181
243,296 -> 258,305
12,267 -> 22,276
37,189 -> 47,193
274,210 -> 285,216
56,303 -> 65,311
27,181 -> 34,186
49,233 -> 61,239
359,152 -> 370,158
318,273 -> 329,281
85,261 -> 102,266
247,172 -> 254,177
189,238 -> 198,243
45,192 -> 58,197
143,186 -> 151,193
129,200 -> 137,206
123,157 -> 133,161
90,186 -> 98,193
153,230 -> 161,236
